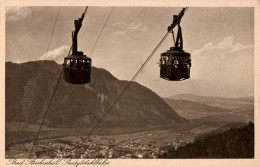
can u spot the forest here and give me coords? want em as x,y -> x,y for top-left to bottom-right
159,122 -> 254,158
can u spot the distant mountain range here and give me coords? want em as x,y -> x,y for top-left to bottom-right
5,61 -> 187,129
164,94 -> 253,124
167,94 -> 253,106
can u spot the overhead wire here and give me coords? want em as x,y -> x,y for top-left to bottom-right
25,7 -> 61,126
89,6 -> 115,57
28,70 -> 63,158
85,7 -> 189,138
27,6 -> 61,158
86,32 -> 170,138
84,7 -> 189,139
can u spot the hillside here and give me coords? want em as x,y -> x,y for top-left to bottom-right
5,61 -> 187,129
159,122 -> 254,158
194,122 -> 247,141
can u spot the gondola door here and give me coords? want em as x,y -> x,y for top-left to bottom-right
160,55 -> 167,79
165,54 -> 172,80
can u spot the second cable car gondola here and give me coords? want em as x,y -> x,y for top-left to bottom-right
63,8 -> 92,84
160,8 -> 191,81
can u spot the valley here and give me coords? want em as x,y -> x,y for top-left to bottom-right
5,61 -> 254,159
6,125 -> 219,159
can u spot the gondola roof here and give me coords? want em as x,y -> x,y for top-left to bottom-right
65,55 -> 92,60
162,48 -> 190,55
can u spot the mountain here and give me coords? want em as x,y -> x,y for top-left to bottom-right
5,61 -> 187,129
163,94 -> 253,124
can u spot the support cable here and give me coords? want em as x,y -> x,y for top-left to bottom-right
28,70 -> 63,158
89,6 -> 115,57
27,6 -> 61,158
25,7 -> 61,125
84,8 -> 190,139
86,32 -> 170,138
28,6 -> 97,158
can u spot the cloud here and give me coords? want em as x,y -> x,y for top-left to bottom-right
6,6 -> 32,22
39,45 -> 70,64
193,36 -> 253,55
110,21 -> 148,35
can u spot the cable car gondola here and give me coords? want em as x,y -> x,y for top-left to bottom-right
63,9 -> 92,84
160,8 -> 191,81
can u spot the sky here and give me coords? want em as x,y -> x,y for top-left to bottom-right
5,7 -> 254,98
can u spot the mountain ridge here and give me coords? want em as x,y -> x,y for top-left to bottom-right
5,60 -> 187,129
